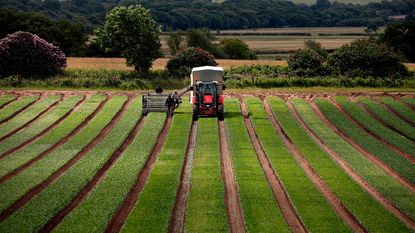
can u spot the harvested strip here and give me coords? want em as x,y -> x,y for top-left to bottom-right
218,119 -> 246,233
53,114 -> 164,233
0,94 -> 107,179
0,95 -> 82,157
105,117 -> 172,233
290,98 -> 415,229
246,97 -> 349,233
0,94 -> 18,109
237,98 -> 304,233
0,95 -> 38,124
331,98 -> 415,164
169,120 -> 197,233
184,118 -> 229,233
326,97 -> 415,185
0,96 -> 127,218
117,106 -> 192,233
356,97 -> 415,142
379,96 -> 415,126
401,97 -> 415,111
0,95 -> 134,233
0,95 -> 85,160
264,98 -> 366,233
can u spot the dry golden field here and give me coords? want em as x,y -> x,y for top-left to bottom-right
67,57 -> 414,71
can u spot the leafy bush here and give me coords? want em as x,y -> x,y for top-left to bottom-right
288,49 -> 324,77
304,40 -> 328,59
0,31 -> 66,78
166,47 -> 218,77
327,39 -> 408,78
219,38 -> 256,60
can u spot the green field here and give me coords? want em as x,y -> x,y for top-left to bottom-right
0,91 -> 414,232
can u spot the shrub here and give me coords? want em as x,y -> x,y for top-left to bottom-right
304,39 -> 328,59
327,39 -> 408,78
0,31 -> 66,78
288,49 -> 324,77
219,38 -> 257,60
166,47 -> 218,77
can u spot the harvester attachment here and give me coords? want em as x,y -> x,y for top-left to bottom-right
142,93 -> 169,115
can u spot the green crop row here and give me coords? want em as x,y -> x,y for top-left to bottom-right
54,113 -> 166,233
0,95 -> 37,122
0,95 -> 136,233
316,98 -> 415,184
292,98 -> 415,220
0,94 -> 17,108
335,97 -> 415,163
185,118 -> 228,232
358,97 -> 415,142
225,98 -> 290,232
0,96 -> 126,214
401,98 -> 415,109
120,106 -> 191,232
380,97 -> 415,124
269,97 -> 409,232
0,94 -> 106,177
0,95 -> 83,155
246,97 -> 349,232
0,95 -> 60,138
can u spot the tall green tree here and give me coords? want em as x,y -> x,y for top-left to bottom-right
167,30 -> 185,56
97,5 -> 161,73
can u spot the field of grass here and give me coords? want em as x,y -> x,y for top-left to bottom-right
0,90 -> 414,232
379,97 -> 415,124
0,96 -> 38,122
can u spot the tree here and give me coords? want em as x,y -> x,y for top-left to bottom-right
288,49 -> 324,77
0,31 -> 66,78
97,5 -> 161,73
219,38 -> 256,60
166,47 -> 217,77
186,29 -> 225,58
327,39 -> 408,78
304,39 -> 328,59
167,31 -> 185,56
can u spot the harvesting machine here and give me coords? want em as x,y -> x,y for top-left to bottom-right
188,66 -> 226,121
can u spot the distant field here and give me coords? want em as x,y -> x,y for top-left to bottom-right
290,0 -> 383,4
160,27 -> 380,59
67,57 -> 415,71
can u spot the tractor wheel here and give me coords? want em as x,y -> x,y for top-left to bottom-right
217,104 -> 224,121
192,107 -> 199,121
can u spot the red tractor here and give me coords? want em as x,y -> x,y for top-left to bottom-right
188,66 -> 225,121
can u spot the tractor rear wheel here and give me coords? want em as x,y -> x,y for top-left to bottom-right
217,104 -> 224,121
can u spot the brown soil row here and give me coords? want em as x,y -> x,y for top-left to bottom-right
329,98 -> 415,165
168,121 -> 197,233
218,120 -> 247,233
0,93 -> 41,125
262,98 -> 367,233
0,94 -> 19,110
0,95 -> 132,222
39,114 -> 147,233
350,97 -> 415,143
0,95 -> 86,160
374,97 -> 415,127
310,101 -> 415,194
288,99 -> 415,231
0,94 -> 64,142
239,98 -> 307,233
0,94 -> 109,185
104,117 -> 172,233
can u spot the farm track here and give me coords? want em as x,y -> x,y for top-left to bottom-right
105,117 -> 172,233
239,98 -> 307,233
0,94 -> 19,110
0,94 -> 63,142
288,99 -> 415,231
376,97 -> 415,127
0,94 -> 40,125
0,94 -> 109,185
263,98 -> 367,233
39,114 -> 146,233
309,101 -> 415,193
351,97 -> 415,143
329,98 -> 415,165
0,95 -> 132,222
0,95 -> 86,161
218,120 -> 247,233
168,121 -> 197,233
